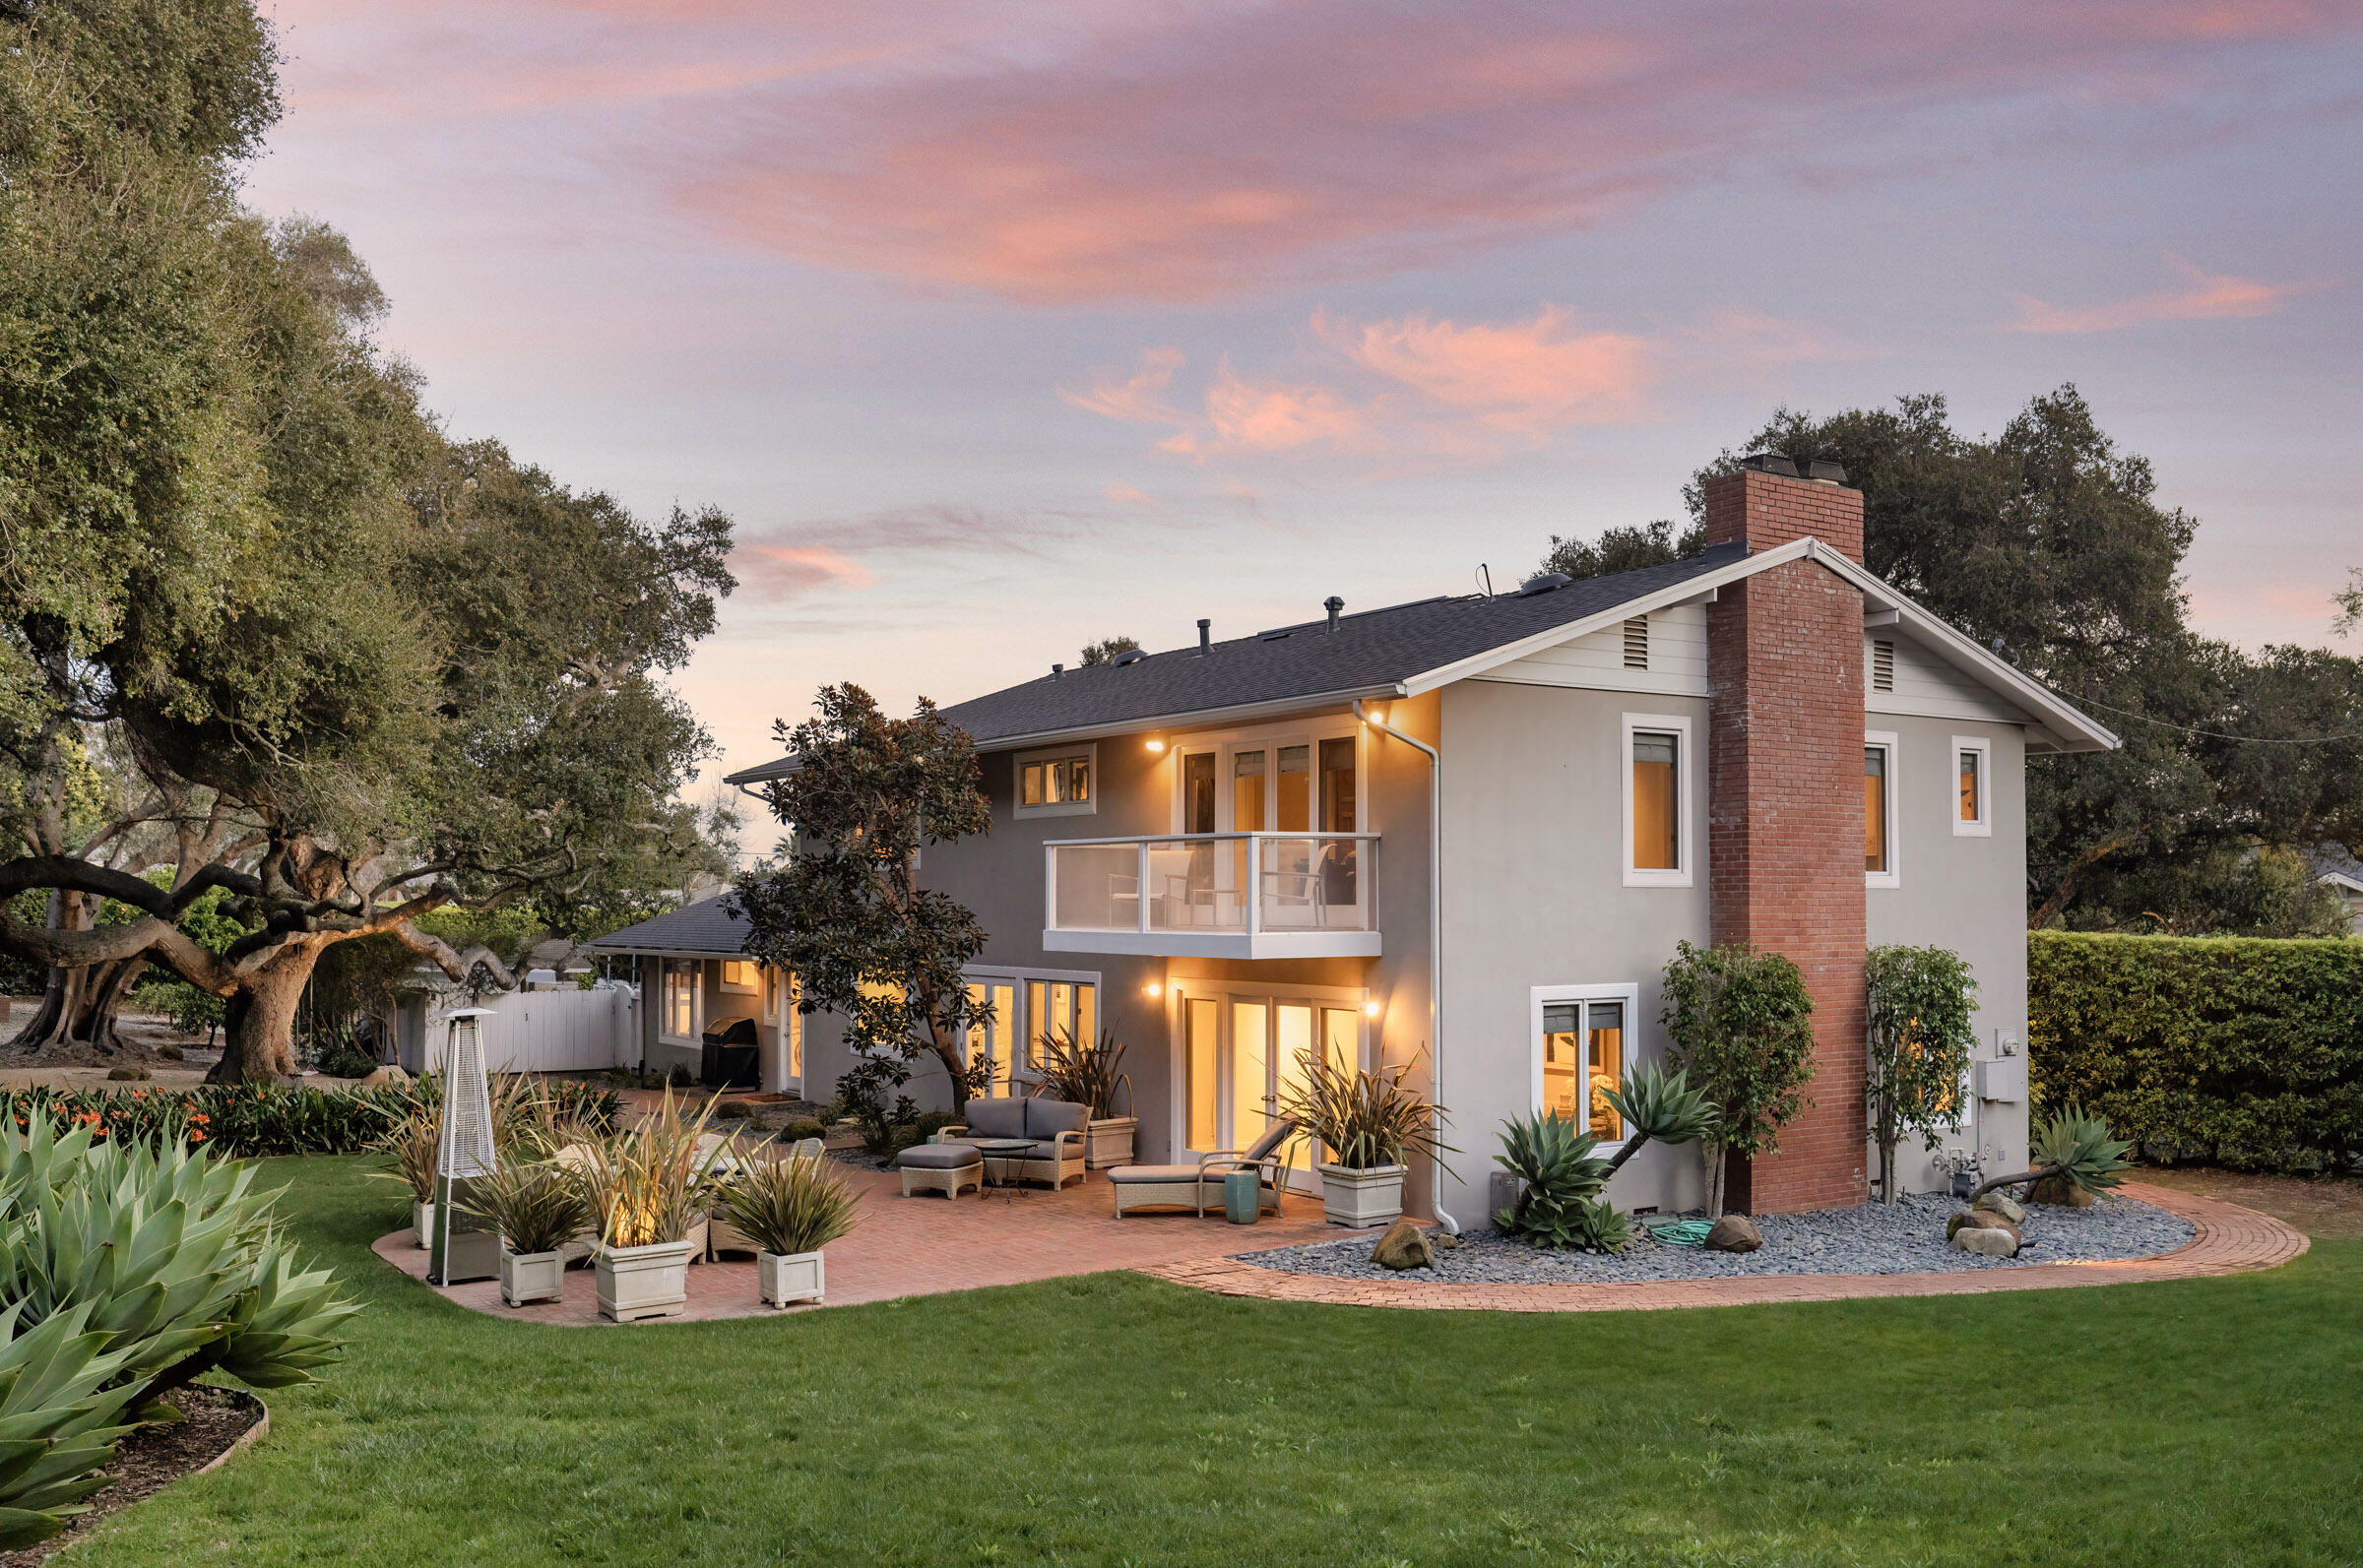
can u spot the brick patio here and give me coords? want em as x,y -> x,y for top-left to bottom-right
372,1162 -> 1342,1324
374,1175 -> 2305,1325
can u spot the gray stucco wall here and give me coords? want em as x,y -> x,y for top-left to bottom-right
1437,681 -> 1714,1221
1865,716 -> 2030,1192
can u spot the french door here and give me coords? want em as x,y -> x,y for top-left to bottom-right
1182,989 -> 1364,1188
963,972 -> 1100,1098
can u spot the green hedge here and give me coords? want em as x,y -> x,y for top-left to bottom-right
0,1079 -> 619,1159
2029,930 -> 2363,1173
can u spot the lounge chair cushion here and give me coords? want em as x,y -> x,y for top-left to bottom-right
1107,1163 -> 1274,1186
1013,1139 -> 1078,1161
896,1143 -> 984,1170
1024,1098 -> 1089,1139
960,1099 -> 1028,1139
1240,1119 -> 1297,1163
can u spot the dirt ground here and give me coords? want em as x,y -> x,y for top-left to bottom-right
0,998 -> 222,1088
2132,1165 -> 2363,1241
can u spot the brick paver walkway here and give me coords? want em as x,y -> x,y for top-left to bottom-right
373,1162 -> 1340,1324
1140,1180 -> 2308,1312
375,1176 -> 2305,1325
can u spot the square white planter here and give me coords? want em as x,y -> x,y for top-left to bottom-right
1318,1162 -> 1407,1228
500,1247 -> 564,1307
757,1249 -> 825,1307
595,1239 -> 696,1322
413,1201 -> 434,1249
1084,1117 -> 1138,1169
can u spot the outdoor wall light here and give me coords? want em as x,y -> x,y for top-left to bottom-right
1145,737 -> 1166,753
1145,981 -> 1163,998
1364,999 -> 1382,1019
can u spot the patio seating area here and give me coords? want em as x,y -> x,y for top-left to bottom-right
375,1162 -> 1343,1324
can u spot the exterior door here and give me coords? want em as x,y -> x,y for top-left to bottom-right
1180,992 -> 1364,1190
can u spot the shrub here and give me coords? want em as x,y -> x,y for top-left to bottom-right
1275,1050 -> 1449,1171
371,1111 -> 440,1205
1035,1027 -> 1132,1118
1492,1110 -> 1612,1249
0,1302 -> 145,1549
572,1092 -> 723,1248
1864,944 -> 1978,1203
716,1155 -> 860,1257
781,1118 -> 831,1144
1660,941 -> 1818,1216
311,1044 -> 381,1080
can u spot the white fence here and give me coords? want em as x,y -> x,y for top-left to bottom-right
400,984 -> 637,1076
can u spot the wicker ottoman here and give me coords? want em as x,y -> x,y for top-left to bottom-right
897,1142 -> 983,1199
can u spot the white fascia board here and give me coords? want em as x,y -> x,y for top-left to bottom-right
582,945 -> 750,961
1396,539 -> 1817,697
948,685 -> 1405,755
1806,540 -> 2119,754
2318,870 -> 2363,894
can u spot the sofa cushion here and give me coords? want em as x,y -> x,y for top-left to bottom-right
897,1143 -> 983,1170
1014,1139 -> 1079,1161
1025,1098 -> 1089,1139
961,1099 -> 1028,1139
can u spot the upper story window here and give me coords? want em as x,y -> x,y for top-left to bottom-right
1953,735 -> 1993,838
1173,726 -> 1360,834
1865,731 -> 1899,888
1622,713 -> 1692,887
1015,744 -> 1097,819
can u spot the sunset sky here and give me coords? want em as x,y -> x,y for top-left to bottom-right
246,0 -> 2363,799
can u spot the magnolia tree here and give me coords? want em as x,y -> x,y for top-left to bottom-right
1659,941 -> 1818,1217
1863,944 -> 1978,1203
734,686 -> 996,1122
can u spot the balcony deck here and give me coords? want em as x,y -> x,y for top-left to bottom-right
1043,832 -> 1379,960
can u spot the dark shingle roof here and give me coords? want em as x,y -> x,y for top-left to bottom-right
586,896 -> 749,956
727,547 -> 1740,779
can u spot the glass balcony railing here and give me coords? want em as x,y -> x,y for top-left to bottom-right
1045,833 -> 1378,950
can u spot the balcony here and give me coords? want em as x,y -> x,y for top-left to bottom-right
1043,833 -> 1379,959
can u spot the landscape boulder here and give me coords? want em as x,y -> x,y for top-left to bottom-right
2028,1176 -> 2096,1208
105,1065 -> 152,1082
359,1065 -> 412,1090
1951,1224 -> 2018,1257
1371,1218 -> 1436,1271
1703,1216 -> 1763,1253
1973,1191 -> 2026,1224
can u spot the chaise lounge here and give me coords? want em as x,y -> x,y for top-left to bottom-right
1105,1120 -> 1296,1218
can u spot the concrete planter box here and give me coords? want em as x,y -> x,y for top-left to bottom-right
413,1201 -> 433,1248
1318,1162 -> 1407,1228
757,1249 -> 825,1307
500,1246 -> 564,1307
1084,1117 -> 1138,1168
595,1239 -> 696,1322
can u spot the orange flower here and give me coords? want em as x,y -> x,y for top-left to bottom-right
187,1130 -> 206,1143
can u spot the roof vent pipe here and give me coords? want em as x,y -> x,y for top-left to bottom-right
1324,596 -> 1344,632
1051,662 -> 1063,680
1196,618 -> 1210,655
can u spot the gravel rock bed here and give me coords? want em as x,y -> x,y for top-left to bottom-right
1235,1192 -> 2194,1285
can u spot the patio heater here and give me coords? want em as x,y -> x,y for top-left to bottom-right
426,1007 -> 499,1286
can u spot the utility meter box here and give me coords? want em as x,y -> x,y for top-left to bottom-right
1973,1056 -> 2027,1103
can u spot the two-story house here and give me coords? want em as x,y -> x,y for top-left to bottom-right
695,458 -> 2116,1222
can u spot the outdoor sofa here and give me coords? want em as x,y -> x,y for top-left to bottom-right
1105,1119 -> 1295,1218
894,1097 -> 1089,1195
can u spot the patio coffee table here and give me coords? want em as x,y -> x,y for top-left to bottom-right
974,1139 -> 1034,1188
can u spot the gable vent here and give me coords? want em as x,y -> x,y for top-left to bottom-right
1623,616 -> 1649,670
1872,639 -> 1894,693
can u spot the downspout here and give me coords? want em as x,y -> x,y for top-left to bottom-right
1354,698 -> 1457,1235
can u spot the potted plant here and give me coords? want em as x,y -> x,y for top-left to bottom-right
1277,1051 -> 1451,1228
572,1091 -> 723,1322
715,1153 -> 861,1307
459,1159 -> 592,1306
370,1110 -> 441,1247
1037,1026 -> 1137,1167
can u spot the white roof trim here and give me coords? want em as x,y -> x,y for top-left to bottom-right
1400,535 -> 2116,754
2317,870 -> 2363,895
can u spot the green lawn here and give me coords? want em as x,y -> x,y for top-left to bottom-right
66,1156 -> 2363,1566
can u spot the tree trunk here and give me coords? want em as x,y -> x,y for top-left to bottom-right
926,1020 -> 970,1112
208,945 -> 325,1083
1705,1144 -> 1727,1220
6,957 -> 138,1053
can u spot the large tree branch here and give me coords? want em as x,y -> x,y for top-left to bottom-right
383,919 -> 518,991
0,909 -> 236,991
2026,826 -> 2147,930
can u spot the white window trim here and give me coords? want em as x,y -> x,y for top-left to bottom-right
658,959 -> 700,1045
1621,712 -> 1693,888
1952,734 -> 1994,837
1013,742 -> 1099,820
1865,729 -> 1900,890
1529,981 -> 1643,1153
961,964 -> 1103,1090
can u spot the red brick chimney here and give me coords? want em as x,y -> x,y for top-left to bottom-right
1703,457 -> 1868,1215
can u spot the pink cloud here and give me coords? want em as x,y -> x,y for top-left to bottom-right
1058,346 -> 1185,424
730,542 -> 875,600
2008,255 -> 2305,333
1316,305 -> 1652,434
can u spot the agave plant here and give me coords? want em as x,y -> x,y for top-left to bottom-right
458,1159 -> 593,1256
571,1089 -> 725,1250
1565,1197 -> 1633,1255
1034,1027 -> 1132,1118
1967,1105 -> 2133,1205
1276,1051 -> 1451,1171
0,1301 -> 146,1549
716,1154 -> 861,1258
1492,1110 -> 1615,1249
1600,1062 -> 1719,1176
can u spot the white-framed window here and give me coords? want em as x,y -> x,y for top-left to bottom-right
659,961 -> 698,1042
720,959 -> 759,994
1865,730 -> 1900,889
1530,982 -> 1641,1148
760,965 -> 782,1024
961,966 -> 1101,1098
1621,713 -> 1692,887
1952,735 -> 1993,837
1015,744 -> 1097,819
